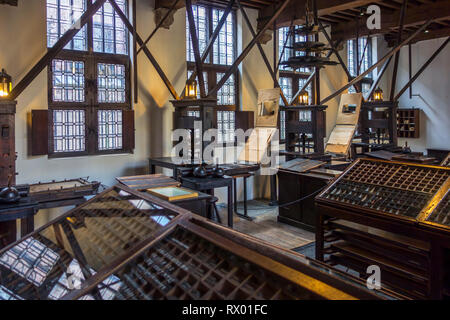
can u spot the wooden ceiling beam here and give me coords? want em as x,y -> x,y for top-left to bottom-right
0,0 -> 17,6
332,0 -> 450,40
259,0 -> 380,28
385,27 -> 450,46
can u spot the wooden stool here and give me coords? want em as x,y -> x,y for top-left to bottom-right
207,196 -> 222,224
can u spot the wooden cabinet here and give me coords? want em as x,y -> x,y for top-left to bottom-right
315,159 -> 450,299
397,108 -> 420,138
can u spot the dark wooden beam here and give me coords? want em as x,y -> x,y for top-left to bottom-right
9,0 -> 107,100
317,20 -> 359,92
321,19 -> 432,104
186,0 -> 206,98
364,55 -> 392,101
237,0 -> 289,106
133,0 -> 138,103
0,0 -> 17,6
394,37 -> 449,101
109,0 -> 180,100
209,0 -> 292,98
137,0 -> 182,55
182,0 -> 235,98
259,0 -> 379,28
385,27 -> 450,46
390,0 -> 408,101
332,0 -> 450,40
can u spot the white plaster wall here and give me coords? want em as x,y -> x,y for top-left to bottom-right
380,37 -> 450,153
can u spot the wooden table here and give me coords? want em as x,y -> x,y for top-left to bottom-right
0,198 -> 37,249
181,176 -> 234,228
116,174 -> 214,220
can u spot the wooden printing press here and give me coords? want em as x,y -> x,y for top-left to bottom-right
315,158 -> 450,299
0,184 -> 403,300
0,178 -> 100,249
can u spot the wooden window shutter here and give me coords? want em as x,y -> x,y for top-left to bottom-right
31,110 -> 49,156
122,110 -> 135,151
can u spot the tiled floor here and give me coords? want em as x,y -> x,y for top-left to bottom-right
217,199 -> 315,250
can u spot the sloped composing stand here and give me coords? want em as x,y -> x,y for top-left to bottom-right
325,93 -> 363,157
238,88 -> 280,164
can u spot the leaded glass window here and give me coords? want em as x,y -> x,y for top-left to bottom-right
98,63 -> 126,103
93,0 -> 128,55
347,37 -> 373,94
279,77 -> 292,106
52,59 -> 85,102
98,110 -> 123,151
217,111 -> 235,144
53,109 -> 86,153
217,73 -> 235,105
186,5 -> 208,63
46,1 -> 131,157
47,0 -> 87,51
278,27 -> 293,71
212,8 -> 234,65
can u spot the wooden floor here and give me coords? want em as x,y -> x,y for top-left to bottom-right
218,199 -> 315,250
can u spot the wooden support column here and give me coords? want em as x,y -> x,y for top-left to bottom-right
133,0 -> 138,103
9,0 -> 107,100
394,37 -> 449,101
390,0 -> 408,101
186,0 -> 206,98
209,0 -> 292,98
109,0 -> 180,100
313,0 -> 320,104
320,19 -> 432,105
238,0 -> 288,106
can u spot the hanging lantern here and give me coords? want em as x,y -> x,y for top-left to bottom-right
0,69 -> 12,98
373,87 -> 383,101
185,79 -> 197,99
298,89 -> 309,105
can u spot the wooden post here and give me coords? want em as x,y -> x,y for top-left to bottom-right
186,0 -> 206,98
390,0 -> 409,101
394,37 -> 449,101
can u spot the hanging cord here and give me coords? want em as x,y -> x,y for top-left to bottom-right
277,185 -> 327,208
233,185 -> 328,211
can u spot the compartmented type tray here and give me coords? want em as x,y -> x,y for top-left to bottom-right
0,185 -> 400,300
315,159 -> 450,299
318,159 -> 450,222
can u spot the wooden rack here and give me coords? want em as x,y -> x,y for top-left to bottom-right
397,108 -> 420,138
315,158 -> 450,299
